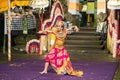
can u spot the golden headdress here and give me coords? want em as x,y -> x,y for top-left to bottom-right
57,21 -> 64,27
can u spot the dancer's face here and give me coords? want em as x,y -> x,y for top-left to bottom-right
57,22 -> 64,31
57,25 -> 63,31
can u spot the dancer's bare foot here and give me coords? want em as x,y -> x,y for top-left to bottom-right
40,70 -> 47,74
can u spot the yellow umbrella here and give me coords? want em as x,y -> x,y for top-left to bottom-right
0,0 -> 30,12
107,0 -> 120,9
0,0 -> 8,12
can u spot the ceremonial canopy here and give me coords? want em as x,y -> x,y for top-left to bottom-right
0,0 -> 30,12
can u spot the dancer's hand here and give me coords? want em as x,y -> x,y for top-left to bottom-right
74,26 -> 79,32
37,31 -> 47,34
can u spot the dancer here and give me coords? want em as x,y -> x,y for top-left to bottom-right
39,21 -> 83,77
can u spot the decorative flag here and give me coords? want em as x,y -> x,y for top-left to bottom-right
23,15 -> 28,34
97,0 -> 106,14
86,2 -> 94,14
68,0 -> 80,15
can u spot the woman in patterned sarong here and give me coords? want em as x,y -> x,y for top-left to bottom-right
39,21 -> 83,77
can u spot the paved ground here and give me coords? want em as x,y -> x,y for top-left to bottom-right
0,59 -> 118,80
0,48 -> 120,80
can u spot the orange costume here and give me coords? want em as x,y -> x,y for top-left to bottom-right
45,25 -> 83,77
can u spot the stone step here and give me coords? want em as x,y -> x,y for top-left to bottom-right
65,44 -> 104,50
79,27 -> 96,31
65,26 -> 107,56
66,35 -> 100,40
67,49 -> 108,54
65,40 -> 102,45
61,26 -> 109,62
73,31 -> 96,36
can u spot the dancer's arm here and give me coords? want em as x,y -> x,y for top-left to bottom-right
69,26 -> 79,32
40,62 -> 49,74
37,30 -> 52,34
66,26 -> 79,34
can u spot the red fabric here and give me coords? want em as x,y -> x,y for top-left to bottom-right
46,48 -> 69,68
